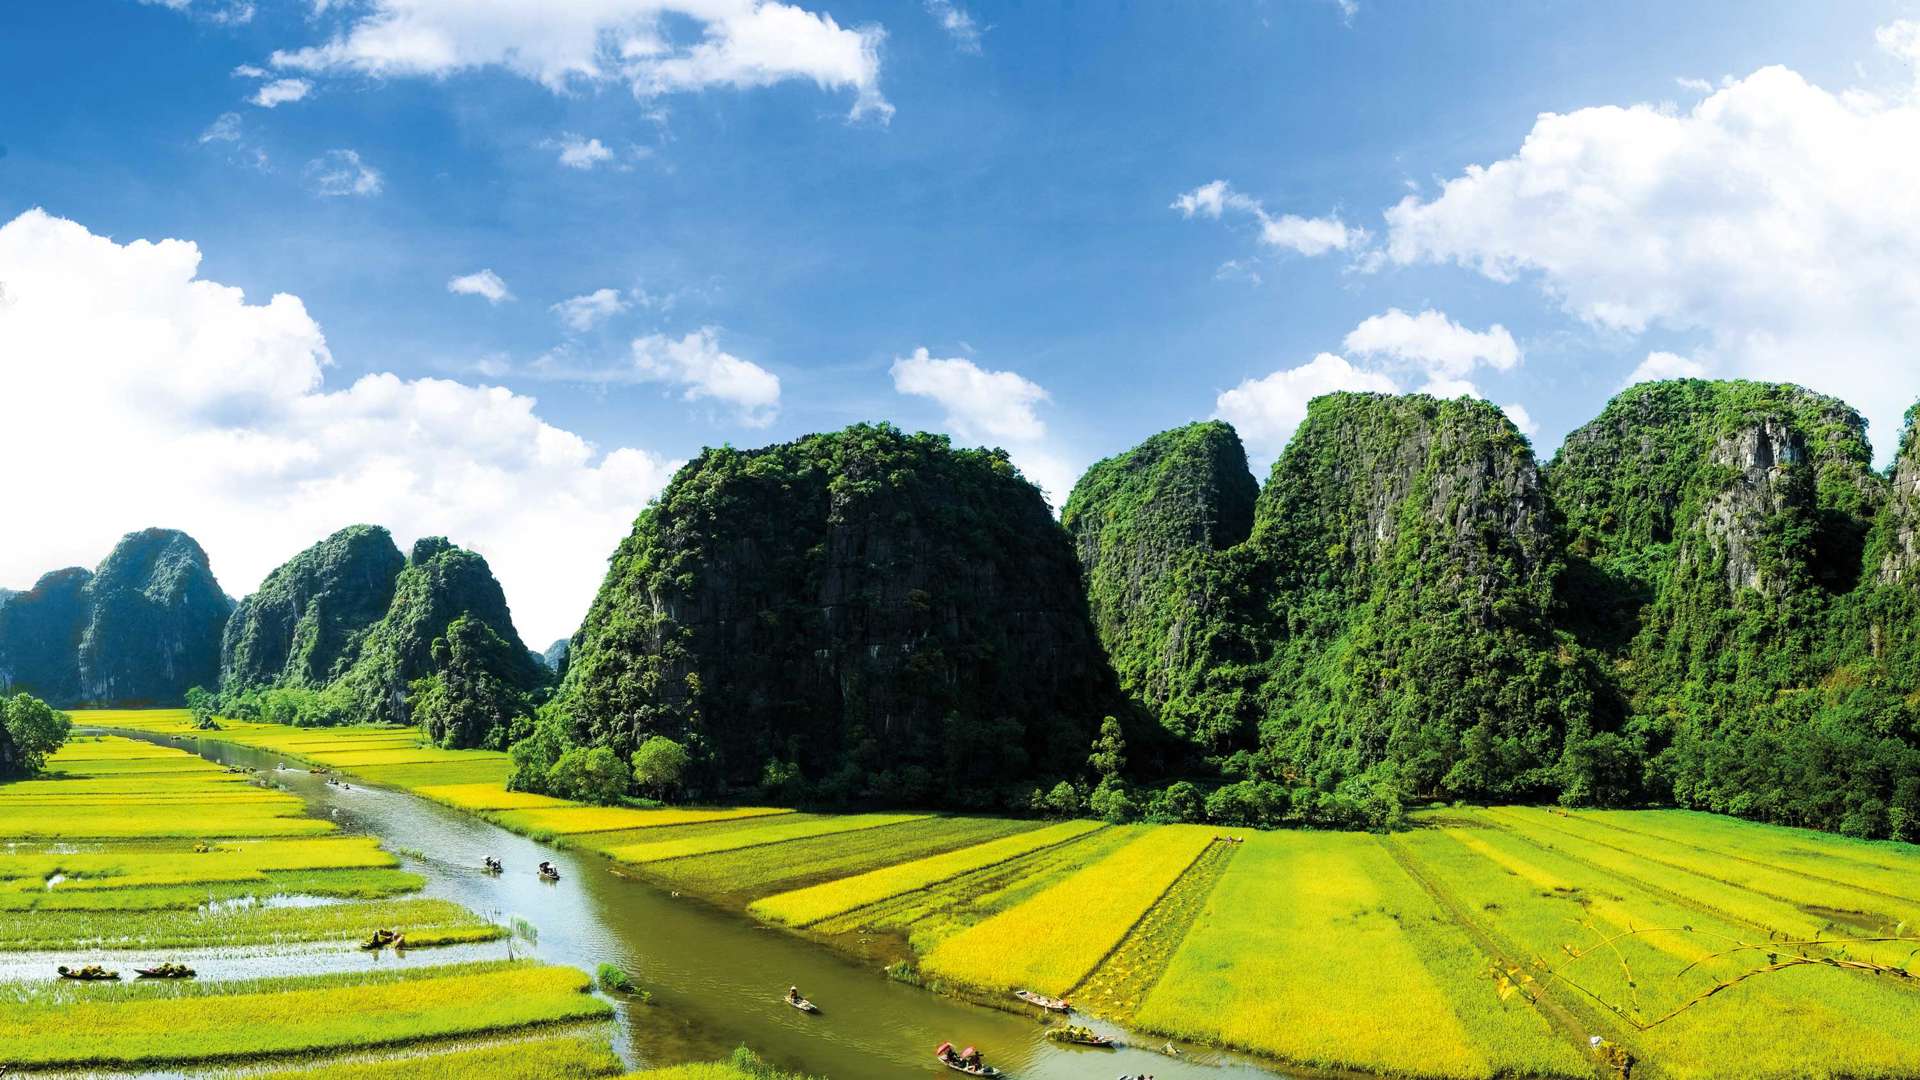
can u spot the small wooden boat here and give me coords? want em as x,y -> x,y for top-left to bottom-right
135,964 -> 196,979
1014,989 -> 1070,1013
538,868 -> 560,882
1045,1026 -> 1114,1048
934,1044 -> 999,1077
56,965 -> 119,981
786,995 -> 819,1013
482,858 -> 503,874
359,929 -> 400,950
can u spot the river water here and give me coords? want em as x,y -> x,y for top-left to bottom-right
83,731 -> 1299,1080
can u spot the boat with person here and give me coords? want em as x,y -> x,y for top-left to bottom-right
56,965 -> 119,981
1014,989 -> 1071,1013
1045,1024 -> 1114,1047
783,985 -> 819,1013
935,1042 -> 1000,1076
538,861 -> 561,882
134,962 -> 196,979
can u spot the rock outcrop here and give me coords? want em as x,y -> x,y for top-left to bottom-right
556,424 -> 1119,803
220,525 -> 405,690
0,568 -> 93,704
1878,405 -> 1920,587
329,537 -> 544,741
0,530 -> 229,707
1063,422 -> 1256,746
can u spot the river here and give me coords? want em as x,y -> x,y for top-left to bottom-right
85,731 -> 1300,1080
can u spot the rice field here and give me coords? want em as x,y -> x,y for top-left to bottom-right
81,711 -> 1920,1079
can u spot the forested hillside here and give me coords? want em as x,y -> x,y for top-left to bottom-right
0,529 -> 229,706
552,423 -> 1120,807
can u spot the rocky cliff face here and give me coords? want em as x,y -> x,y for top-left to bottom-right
0,568 -> 93,704
1250,394 -> 1584,798
75,529 -> 233,705
1062,422 -> 1257,747
221,525 -> 405,690
1878,406 -> 1920,587
556,424 -> 1118,803
330,537 -> 543,736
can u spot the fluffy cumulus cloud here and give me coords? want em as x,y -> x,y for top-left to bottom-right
139,0 -> 254,24
1383,27 -> 1920,457
924,0 -> 982,53
551,288 -> 628,331
1342,308 -> 1519,379
1171,179 -> 1365,256
447,269 -> 512,304
249,77 -> 312,108
888,348 -> 1076,507
305,149 -> 382,197
551,133 -> 614,169
0,209 -> 676,644
630,328 -> 781,426
268,0 -> 891,121
1214,353 -> 1399,460
1627,350 -> 1709,386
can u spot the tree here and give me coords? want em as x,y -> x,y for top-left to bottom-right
184,685 -> 219,730
1088,715 -> 1127,785
631,736 -> 691,801
506,711 -> 571,793
547,745 -> 629,805
1,693 -> 72,777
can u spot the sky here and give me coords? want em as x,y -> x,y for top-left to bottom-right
3,0 -> 1920,648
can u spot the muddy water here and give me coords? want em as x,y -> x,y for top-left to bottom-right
101,731 -> 1296,1080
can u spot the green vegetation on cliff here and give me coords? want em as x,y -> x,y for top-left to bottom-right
219,532 -> 545,749
551,423 -> 1119,808
221,525 -> 405,691
0,530 -> 228,707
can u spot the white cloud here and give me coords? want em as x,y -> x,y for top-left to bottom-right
630,328 -> 781,426
551,133 -> 614,170
305,149 -> 382,196
268,0 -> 891,122
1502,403 -> 1540,438
0,208 -> 676,645
199,113 -> 242,143
551,288 -> 628,331
1342,307 -> 1521,378
249,77 -> 313,108
890,348 -> 1049,443
1382,29 -> 1920,458
1878,19 -> 1920,86
447,269 -> 512,304
140,0 -> 254,24
1626,350 -> 1709,386
1674,76 -> 1714,94
925,0 -> 982,54
888,348 -> 1077,508
1171,179 -> 1365,256
1214,353 -> 1400,459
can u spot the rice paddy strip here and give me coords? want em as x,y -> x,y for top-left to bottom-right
920,825 -> 1215,994
0,960 -> 609,1068
493,804 -> 795,837
0,895 -> 500,950
643,816 -> 1040,900
1485,807 -> 1920,958
1131,834 -> 1553,1078
1068,835 -> 1236,1020
415,783 -> 577,811
1570,808 -> 1920,897
602,813 -> 930,865
749,820 -> 1097,928
0,802 -> 333,839
252,1029 -> 624,1079
1401,824 -> 1920,1079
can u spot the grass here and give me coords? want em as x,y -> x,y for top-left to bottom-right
0,896 -> 502,950
599,812 -> 929,864
920,825 -> 1215,994
491,805 -> 794,837
1134,832 -> 1587,1079
0,960 -> 609,1068
253,1030 -> 623,1079
636,816 -> 1040,900
416,783 -> 577,811
626,1047 -> 825,1080
750,820 -> 1095,927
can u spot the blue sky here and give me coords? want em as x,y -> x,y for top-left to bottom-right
3,1 -> 1918,644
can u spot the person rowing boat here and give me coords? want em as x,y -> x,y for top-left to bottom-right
784,985 -> 819,1013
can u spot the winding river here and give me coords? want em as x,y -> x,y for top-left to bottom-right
90,731 -> 1297,1080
